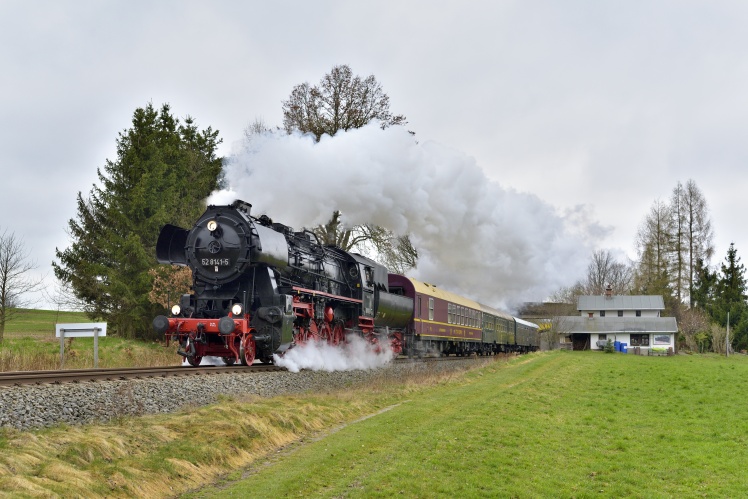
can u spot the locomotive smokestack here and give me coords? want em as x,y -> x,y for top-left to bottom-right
230,199 -> 252,216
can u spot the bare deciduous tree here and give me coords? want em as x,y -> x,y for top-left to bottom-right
544,315 -> 574,350
678,307 -> 711,352
638,180 -> 713,309
680,179 -> 715,307
549,250 -> 634,310
634,199 -> 674,300
148,265 -> 193,310
0,228 -> 45,342
277,65 -> 417,273
282,64 -> 407,141
585,249 -> 634,295
709,323 -> 730,355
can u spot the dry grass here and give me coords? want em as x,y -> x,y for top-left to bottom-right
0,336 -> 181,371
0,359 -> 480,498
1,308 -> 181,371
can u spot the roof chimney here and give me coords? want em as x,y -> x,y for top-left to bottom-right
605,284 -> 613,299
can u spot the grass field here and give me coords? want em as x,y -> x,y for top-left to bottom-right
2,308 -> 90,337
186,351 -> 748,498
2,351 -> 748,497
0,308 -> 179,370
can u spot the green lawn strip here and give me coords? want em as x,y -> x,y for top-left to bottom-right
192,352 -> 748,498
1,308 -> 179,369
3,308 -> 89,336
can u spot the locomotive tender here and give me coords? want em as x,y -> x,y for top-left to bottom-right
152,200 -> 538,366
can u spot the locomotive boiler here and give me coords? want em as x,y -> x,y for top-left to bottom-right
152,200 -> 413,366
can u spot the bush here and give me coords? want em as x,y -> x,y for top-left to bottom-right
603,339 -> 616,353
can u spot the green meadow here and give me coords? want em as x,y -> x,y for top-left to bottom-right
2,351 -> 748,497
0,308 -> 179,370
190,351 -> 748,498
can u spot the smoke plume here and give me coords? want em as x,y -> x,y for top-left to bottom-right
210,124 -> 602,308
273,335 -> 395,373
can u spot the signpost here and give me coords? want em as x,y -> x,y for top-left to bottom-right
55,323 -> 107,368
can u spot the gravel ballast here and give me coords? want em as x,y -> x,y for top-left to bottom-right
0,358 -> 484,431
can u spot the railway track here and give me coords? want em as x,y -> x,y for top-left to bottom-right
0,354 -> 487,387
0,364 -> 284,387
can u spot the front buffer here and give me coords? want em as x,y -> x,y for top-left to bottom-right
153,311 -> 257,366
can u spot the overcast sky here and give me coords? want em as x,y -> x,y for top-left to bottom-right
2,1 -> 747,309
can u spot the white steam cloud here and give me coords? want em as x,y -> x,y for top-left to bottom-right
211,124 -> 603,308
273,335 -> 395,373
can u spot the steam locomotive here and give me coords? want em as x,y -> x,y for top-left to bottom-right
153,200 -> 538,366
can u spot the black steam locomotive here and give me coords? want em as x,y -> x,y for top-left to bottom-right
153,200 -> 413,366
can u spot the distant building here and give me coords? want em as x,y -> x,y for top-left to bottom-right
558,287 -> 678,352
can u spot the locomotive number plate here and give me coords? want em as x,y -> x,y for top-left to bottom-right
201,258 -> 231,266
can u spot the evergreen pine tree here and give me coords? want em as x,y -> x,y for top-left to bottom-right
54,103 -> 222,338
692,257 -> 717,312
712,243 -> 748,350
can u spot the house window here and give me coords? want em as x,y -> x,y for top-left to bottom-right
599,334 -> 607,341
618,310 -> 623,317
588,312 -> 593,318
428,298 -> 434,321
636,310 -> 641,317
600,311 -> 605,317
630,334 -> 650,346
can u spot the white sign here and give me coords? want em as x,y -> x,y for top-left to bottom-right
55,322 -> 107,338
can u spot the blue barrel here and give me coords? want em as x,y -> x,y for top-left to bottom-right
621,343 -> 628,353
614,341 -> 621,352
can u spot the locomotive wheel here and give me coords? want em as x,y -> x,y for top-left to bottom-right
240,336 -> 256,365
187,355 -> 203,367
222,356 -> 236,366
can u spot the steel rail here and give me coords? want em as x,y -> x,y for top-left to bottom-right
0,364 -> 284,387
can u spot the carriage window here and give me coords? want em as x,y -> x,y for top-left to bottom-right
429,297 -> 434,321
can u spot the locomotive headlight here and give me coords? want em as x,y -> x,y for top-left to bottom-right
207,220 -> 218,232
231,303 -> 243,316
171,304 -> 181,316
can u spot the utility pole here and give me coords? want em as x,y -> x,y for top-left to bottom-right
726,312 -> 730,358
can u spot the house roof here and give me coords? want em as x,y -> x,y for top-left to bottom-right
577,295 -> 665,311
560,316 -> 678,334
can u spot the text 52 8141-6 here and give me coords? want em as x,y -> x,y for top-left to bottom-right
202,258 -> 230,266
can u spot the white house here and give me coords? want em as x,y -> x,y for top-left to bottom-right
560,289 -> 678,352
